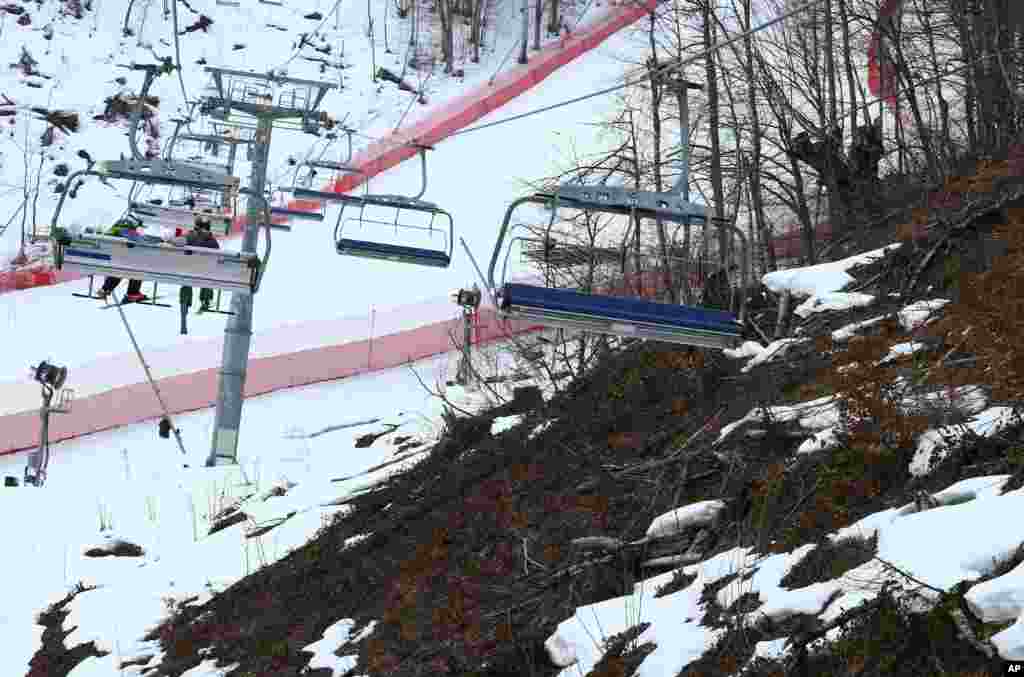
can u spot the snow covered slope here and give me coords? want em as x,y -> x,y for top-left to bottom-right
0,0 -> 646,408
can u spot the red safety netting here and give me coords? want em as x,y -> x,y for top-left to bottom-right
0,310 -> 542,454
866,0 -> 903,110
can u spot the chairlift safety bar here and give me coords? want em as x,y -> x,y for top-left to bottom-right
51,162 -> 275,292
55,233 -> 260,294
503,283 -> 741,350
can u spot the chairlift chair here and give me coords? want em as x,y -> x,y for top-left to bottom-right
487,185 -> 749,350
130,202 -> 234,236
55,231 -> 259,295
304,126 -> 360,175
269,187 -> 326,221
50,158 -> 267,296
292,143 -> 453,268
288,125 -> 359,189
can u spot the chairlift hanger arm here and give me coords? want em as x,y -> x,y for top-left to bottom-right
305,127 -> 357,172
411,145 -> 428,200
50,168 -> 94,237
124,64 -> 161,162
487,194 -> 551,292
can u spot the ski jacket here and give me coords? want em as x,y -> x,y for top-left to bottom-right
107,223 -> 142,239
185,229 -> 220,249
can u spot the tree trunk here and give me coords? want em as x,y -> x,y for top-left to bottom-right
821,0 -> 846,248
917,0 -> 952,167
791,153 -> 816,265
470,0 -> 482,62
702,0 -> 726,264
954,0 -> 978,151
988,0 -> 1023,145
438,0 -> 453,73
837,0 -> 863,132
519,0 -> 528,64
627,108 -> 645,297
647,18 -> 677,303
533,0 -> 543,50
824,0 -> 837,130
971,3 -> 994,150
891,21 -> 940,180
742,0 -> 774,272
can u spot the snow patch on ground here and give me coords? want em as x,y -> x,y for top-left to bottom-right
491,414 -> 524,435
911,406 -> 1019,476
831,315 -> 887,342
898,299 -> 951,331
727,338 -> 808,373
794,292 -> 876,318
303,619 -> 377,676
646,501 -> 725,539
761,245 -> 899,298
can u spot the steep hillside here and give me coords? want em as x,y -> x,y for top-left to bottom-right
68,146 -> 1024,677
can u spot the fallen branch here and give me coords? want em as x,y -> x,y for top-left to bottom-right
611,406 -> 728,479
282,417 -> 380,439
949,607 -> 995,659
903,182 -> 1024,295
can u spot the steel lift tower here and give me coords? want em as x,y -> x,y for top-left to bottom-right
199,67 -> 337,466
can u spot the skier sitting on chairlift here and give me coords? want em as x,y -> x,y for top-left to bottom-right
97,217 -> 146,302
179,215 -> 220,313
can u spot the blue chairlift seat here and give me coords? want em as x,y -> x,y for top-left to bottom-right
336,238 -> 451,268
500,282 -> 742,349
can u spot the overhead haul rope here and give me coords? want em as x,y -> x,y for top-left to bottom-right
445,0 -> 828,138
301,0 -> 842,188
274,0 -> 348,71
170,0 -> 191,107
110,289 -> 190,464
319,0 -> 827,157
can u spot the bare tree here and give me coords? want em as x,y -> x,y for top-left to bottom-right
700,0 -> 727,264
